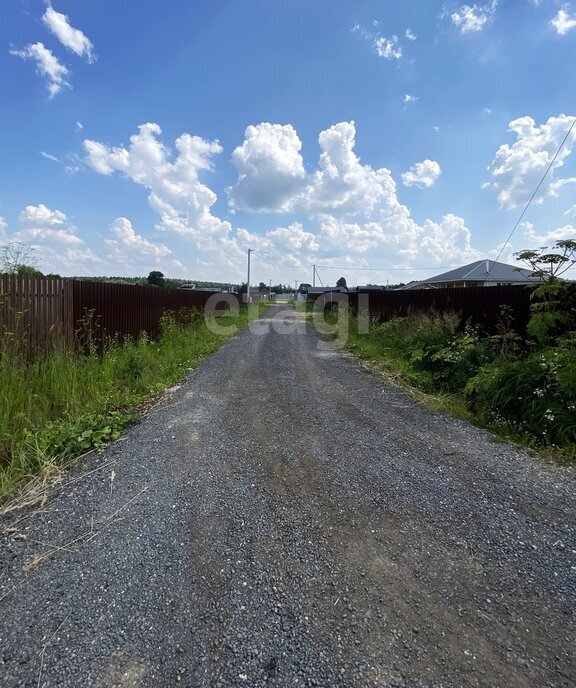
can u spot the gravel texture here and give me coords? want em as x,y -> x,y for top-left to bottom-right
0,304 -> 574,687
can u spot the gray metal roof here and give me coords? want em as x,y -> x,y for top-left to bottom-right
408,260 -> 541,287
307,286 -> 348,293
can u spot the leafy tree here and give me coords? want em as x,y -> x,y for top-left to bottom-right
16,264 -> 43,276
336,276 -> 347,289
514,239 -> 576,342
0,241 -> 41,275
258,282 -> 267,292
147,270 -> 165,287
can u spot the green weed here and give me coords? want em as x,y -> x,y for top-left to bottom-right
0,305 -> 258,500
343,309 -> 576,458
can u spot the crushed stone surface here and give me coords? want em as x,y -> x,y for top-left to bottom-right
0,305 -> 574,687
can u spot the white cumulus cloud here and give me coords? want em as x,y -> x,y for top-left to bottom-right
19,204 -> 68,226
42,7 -> 95,62
400,214 -> 479,265
9,204 -> 98,275
488,114 -> 576,209
450,1 -> 498,33
232,121 -> 477,275
228,123 -> 307,212
9,42 -> 70,98
235,222 -> 320,277
84,123 -> 233,248
82,119 -> 483,283
401,160 -> 442,188
405,28 -> 417,41
107,218 -> 171,258
17,204 -> 81,246
551,8 -> 576,35
104,217 -> 185,273
522,220 -> 576,245
303,121 -> 402,217
0,217 -> 7,237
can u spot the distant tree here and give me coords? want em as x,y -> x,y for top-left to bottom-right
16,264 -> 43,276
336,276 -> 347,289
237,282 -> 248,294
0,241 -> 41,275
147,270 -> 165,287
258,281 -> 267,292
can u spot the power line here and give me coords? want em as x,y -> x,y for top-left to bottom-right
251,251 -> 303,273
314,265 -> 458,271
490,116 -> 576,271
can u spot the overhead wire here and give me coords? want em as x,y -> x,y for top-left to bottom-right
246,120 -> 576,285
489,116 -> 576,273
251,251 -> 303,273
314,265 -> 457,271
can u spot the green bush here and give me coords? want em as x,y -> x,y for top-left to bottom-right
466,336 -> 576,447
374,312 -> 495,392
345,309 -> 576,455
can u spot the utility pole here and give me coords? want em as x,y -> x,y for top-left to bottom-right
246,248 -> 252,304
313,264 -> 316,287
269,278 -> 272,300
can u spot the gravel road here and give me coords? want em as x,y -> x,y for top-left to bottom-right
1,304 -> 574,687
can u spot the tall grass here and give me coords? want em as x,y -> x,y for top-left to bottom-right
0,307 -> 257,499
342,309 -> 576,458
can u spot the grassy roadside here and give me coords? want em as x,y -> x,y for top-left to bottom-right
0,304 -> 266,501
317,307 -> 576,462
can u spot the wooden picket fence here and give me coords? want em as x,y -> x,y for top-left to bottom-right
0,275 -> 240,358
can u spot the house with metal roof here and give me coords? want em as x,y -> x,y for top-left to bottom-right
398,260 -> 541,290
307,286 -> 348,294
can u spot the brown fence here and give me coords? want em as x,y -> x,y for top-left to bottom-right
0,275 -> 240,356
0,274 -> 74,355
317,285 -> 535,336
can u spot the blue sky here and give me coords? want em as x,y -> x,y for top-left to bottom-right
1,0 -> 576,285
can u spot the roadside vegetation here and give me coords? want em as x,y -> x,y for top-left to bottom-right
0,306 -> 260,501
341,241 -> 576,459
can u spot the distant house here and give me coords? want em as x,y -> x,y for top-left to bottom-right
356,284 -> 385,292
397,260 -> 541,290
244,287 -> 271,303
306,286 -> 348,302
307,286 -> 348,294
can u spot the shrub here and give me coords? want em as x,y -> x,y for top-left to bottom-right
466,336 -> 576,447
347,307 -> 575,453
375,312 -> 495,392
